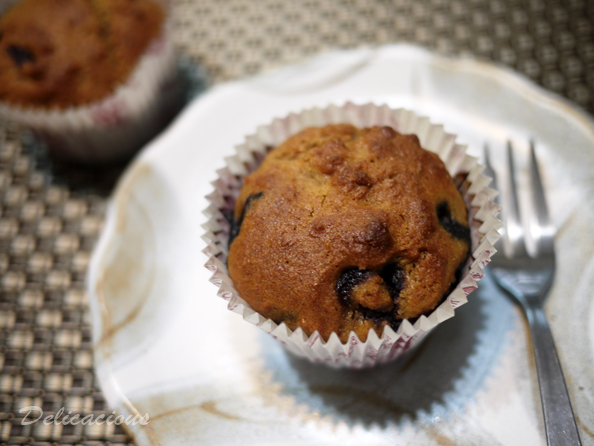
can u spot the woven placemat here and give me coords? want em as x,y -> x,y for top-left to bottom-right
0,0 -> 592,444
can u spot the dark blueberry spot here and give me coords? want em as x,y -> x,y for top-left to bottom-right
362,307 -> 396,326
437,201 -> 471,241
228,192 -> 263,247
228,221 -> 241,248
336,263 -> 406,328
7,45 -> 35,67
336,268 -> 374,305
379,263 -> 405,300
388,319 -> 403,331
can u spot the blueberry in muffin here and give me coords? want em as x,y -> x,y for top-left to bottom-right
227,124 -> 471,343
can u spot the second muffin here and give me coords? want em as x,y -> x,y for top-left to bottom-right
227,124 -> 471,343
0,0 -> 165,109
0,0 -> 182,164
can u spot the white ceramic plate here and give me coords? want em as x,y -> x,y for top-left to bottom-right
87,44 -> 594,445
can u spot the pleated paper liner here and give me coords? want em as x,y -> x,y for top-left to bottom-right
203,103 -> 501,369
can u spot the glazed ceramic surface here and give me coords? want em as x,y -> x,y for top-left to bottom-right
87,45 -> 594,445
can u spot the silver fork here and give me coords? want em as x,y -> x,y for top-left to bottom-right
484,142 -> 581,445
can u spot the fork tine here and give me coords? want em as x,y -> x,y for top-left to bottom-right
506,141 -> 528,257
529,141 -> 555,255
483,144 -> 504,243
483,143 -> 498,192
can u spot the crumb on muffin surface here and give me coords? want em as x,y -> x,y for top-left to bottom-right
227,124 -> 471,343
0,0 -> 164,109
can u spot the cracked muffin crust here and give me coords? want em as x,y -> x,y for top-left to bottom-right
227,124 -> 470,343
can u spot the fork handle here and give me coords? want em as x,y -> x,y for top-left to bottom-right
526,303 -> 582,445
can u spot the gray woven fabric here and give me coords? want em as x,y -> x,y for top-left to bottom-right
173,0 -> 594,114
0,0 -> 592,444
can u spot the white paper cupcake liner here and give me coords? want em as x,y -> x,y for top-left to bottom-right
0,0 -> 183,164
203,102 -> 502,369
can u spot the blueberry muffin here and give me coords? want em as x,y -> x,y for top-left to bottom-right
227,124 -> 471,343
0,0 -> 164,109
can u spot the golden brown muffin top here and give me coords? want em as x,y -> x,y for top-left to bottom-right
0,0 -> 164,109
227,124 -> 471,343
